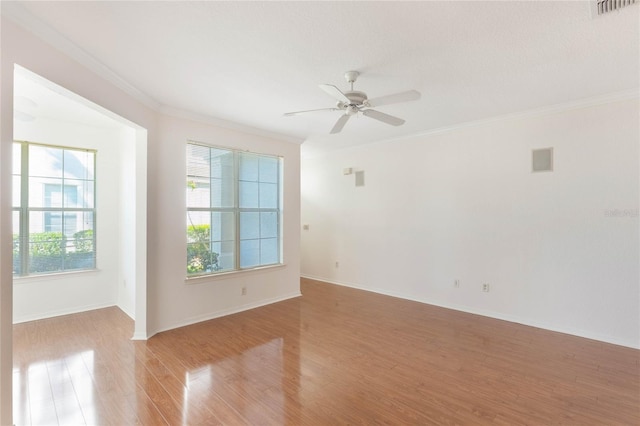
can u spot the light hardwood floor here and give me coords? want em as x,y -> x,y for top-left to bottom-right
13,278 -> 640,425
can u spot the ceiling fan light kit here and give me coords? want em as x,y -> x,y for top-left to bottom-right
285,70 -> 421,134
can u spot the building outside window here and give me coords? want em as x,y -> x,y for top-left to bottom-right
13,142 -> 96,276
186,142 -> 282,276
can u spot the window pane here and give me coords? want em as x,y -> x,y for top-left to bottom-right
75,211 -> 94,233
260,212 -> 278,238
30,178 -> 61,207
64,149 -> 94,180
216,240 -> 235,272
260,238 -> 279,265
210,149 -> 234,207
186,210 -> 234,274
187,176 -> 210,208
239,181 -> 259,208
28,211 -> 64,274
64,180 -> 93,208
187,240 -> 216,274
187,144 -> 210,178
211,212 -> 235,242
187,241 -> 214,274
29,210 -> 46,234
13,175 -> 21,207
13,210 -> 20,275
240,239 -> 259,269
13,142 -> 21,175
62,212 -> 81,237
239,153 -> 259,181
187,146 -> 234,208
187,211 -> 209,243
29,145 -> 63,178
240,212 -> 259,240
210,148 -> 233,177
12,210 -> 20,236
29,248 -> 63,274
66,221 -> 95,271
259,183 -> 278,208
259,156 -> 279,183
210,176 -> 234,208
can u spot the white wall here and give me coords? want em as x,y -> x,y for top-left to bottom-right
149,114 -> 301,333
12,116 -> 129,322
118,125 -> 138,318
1,16 -> 301,424
301,98 -> 639,349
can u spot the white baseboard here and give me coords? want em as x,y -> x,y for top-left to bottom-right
300,274 -> 639,350
130,331 -> 149,341
13,302 -> 117,324
117,303 -> 135,321
149,291 -> 302,337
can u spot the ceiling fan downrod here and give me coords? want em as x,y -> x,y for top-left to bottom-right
344,70 -> 359,91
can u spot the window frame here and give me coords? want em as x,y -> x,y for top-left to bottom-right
13,141 -> 97,277
186,141 -> 283,278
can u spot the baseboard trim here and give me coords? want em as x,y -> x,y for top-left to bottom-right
13,302 -> 117,324
118,304 -> 135,321
300,274 -> 639,349
149,291 -> 302,337
130,331 -> 149,341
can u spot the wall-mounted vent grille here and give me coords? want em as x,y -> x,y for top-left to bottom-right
592,0 -> 637,16
532,148 -> 553,173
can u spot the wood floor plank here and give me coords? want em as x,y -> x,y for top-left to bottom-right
12,277 -> 640,425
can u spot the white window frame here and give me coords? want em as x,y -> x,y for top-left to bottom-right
186,141 -> 283,278
13,141 -> 97,277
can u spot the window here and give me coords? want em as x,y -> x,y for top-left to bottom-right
13,142 -> 96,276
186,142 -> 282,276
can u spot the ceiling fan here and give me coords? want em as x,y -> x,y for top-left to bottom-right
284,71 -> 421,134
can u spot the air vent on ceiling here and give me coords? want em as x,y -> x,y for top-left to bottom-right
592,0 -> 637,16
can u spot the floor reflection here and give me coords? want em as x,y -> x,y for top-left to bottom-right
12,281 -> 640,424
13,350 -> 95,426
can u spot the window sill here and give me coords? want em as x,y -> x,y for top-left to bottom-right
13,268 -> 101,284
185,263 -> 286,284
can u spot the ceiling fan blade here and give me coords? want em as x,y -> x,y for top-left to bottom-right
284,107 -> 339,116
319,84 -> 351,104
362,109 -> 405,126
366,90 -> 421,108
330,114 -> 351,134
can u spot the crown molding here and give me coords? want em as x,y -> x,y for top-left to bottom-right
4,2 -> 636,152
1,2 -> 162,111
160,105 -> 304,145
2,3 -> 304,145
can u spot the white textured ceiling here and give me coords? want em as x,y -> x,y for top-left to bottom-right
14,66 -> 124,130
3,1 -> 639,156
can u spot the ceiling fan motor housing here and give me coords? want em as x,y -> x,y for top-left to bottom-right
345,90 -> 367,106
336,90 -> 369,112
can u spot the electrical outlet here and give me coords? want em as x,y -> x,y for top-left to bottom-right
454,279 -> 460,288
241,287 -> 247,296
482,283 -> 490,292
